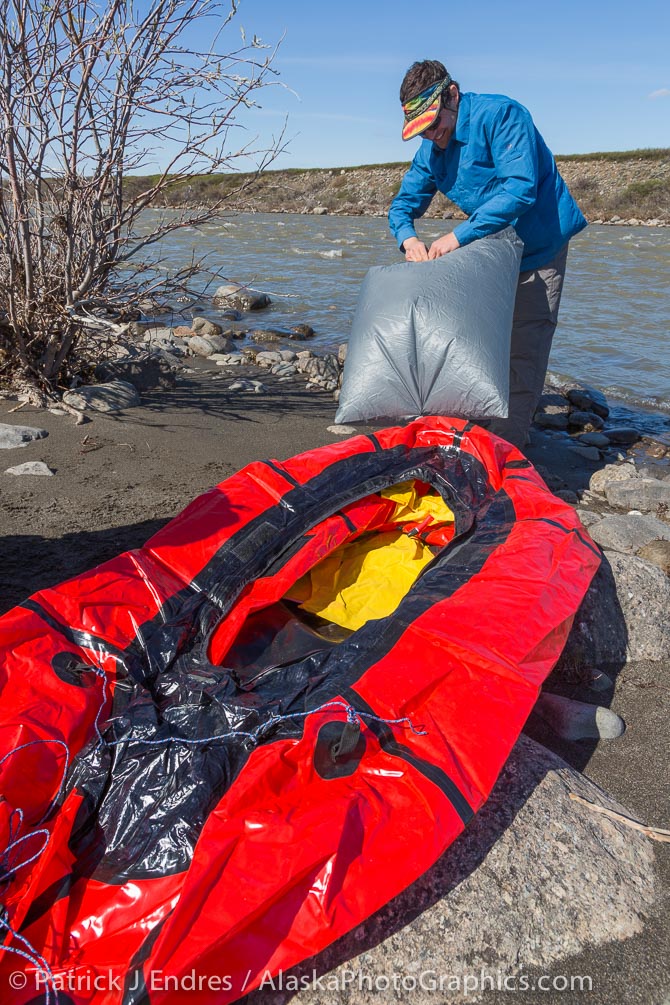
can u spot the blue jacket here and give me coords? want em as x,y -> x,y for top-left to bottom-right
389,92 -> 587,271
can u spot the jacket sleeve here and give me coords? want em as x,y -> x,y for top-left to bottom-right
453,102 -> 539,248
388,146 -> 438,250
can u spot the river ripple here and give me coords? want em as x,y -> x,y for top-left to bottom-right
140,211 -> 670,434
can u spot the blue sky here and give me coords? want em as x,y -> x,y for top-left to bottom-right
211,0 -> 670,170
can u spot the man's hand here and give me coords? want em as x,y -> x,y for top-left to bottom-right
428,232 -> 460,259
403,237 -> 429,262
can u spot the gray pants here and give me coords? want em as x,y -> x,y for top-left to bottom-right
486,243 -> 569,448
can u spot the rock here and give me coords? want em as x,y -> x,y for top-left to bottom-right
213,283 -> 271,312
265,735 -> 656,1003
312,206 -> 328,215
575,431 -> 610,448
554,489 -> 578,505
249,329 -> 285,345
172,325 -> 192,337
605,478 -> 670,514
566,443 -> 601,461
534,412 -> 569,431
338,343 -> 348,365
326,423 -> 357,436
567,409 -> 605,432
95,353 -> 176,391
204,335 -> 235,355
215,354 -> 246,366
628,218 -> 641,226
191,317 -> 223,338
229,379 -> 266,394
559,552 -> 670,666
188,335 -> 218,358
280,350 -> 297,362
63,380 -> 141,413
255,351 -> 283,367
302,354 -> 342,387
603,426 -> 640,446
566,386 -> 610,418
588,513 -> 670,554
589,462 -> 639,496
4,461 -> 55,477
575,508 -> 602,529
290,324 -> 315,340
0,424 -> 49,450
272,362 -> 297,376
637,540 -> 670,575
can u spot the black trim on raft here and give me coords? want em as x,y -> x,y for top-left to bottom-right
23,440 -> 512,904
19,599 -> 137,678
263,459 -> 301,489
340,686 -> 474,825
525,517 -> 603,559
367,433 -> 382,452
505,459 -> 532,469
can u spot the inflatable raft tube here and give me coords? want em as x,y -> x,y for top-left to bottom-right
0,417 -> 600,1004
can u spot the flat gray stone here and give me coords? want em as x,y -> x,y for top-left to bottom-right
63,380 -> 140,412
575,508 -> 601,528
605,478 -> 670,513
560,551 -> 670,666
327,424 -> 357,436
588,512 -> 670,554
4,460 -> 54,476
0,423 -> 49,449
249,736 -> 656,1004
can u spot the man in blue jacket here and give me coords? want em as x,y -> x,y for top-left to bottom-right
390,59 -> 587,448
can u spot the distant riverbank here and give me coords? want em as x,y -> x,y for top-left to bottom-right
126,149 -> 670,224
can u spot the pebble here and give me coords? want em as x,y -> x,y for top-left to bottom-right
327,424 -> 358,436
229,379 -> 266,394
4,461 -> 55,476
215,354 -> 245,366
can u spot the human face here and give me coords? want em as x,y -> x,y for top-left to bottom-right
422,93 -> 459,149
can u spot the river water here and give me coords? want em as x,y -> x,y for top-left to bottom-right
145,210 -> 670,436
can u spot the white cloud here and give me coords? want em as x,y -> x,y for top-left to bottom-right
648,88 -> 670,99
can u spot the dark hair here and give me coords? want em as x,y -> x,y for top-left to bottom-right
400,60 -> 460,104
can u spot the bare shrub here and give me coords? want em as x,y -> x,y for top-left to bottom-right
0,0 -> 285,397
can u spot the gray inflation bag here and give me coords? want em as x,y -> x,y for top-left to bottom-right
335,228 -> 523,424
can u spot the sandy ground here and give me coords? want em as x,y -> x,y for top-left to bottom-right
1,361 -> 668,1004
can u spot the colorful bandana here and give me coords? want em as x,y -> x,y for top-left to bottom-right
401,75 -> 451,141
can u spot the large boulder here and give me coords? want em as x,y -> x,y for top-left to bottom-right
559,551 -> 670,667
246,736 -> 657,1004
95,353 -> 176,391
213,283 -> 271,312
